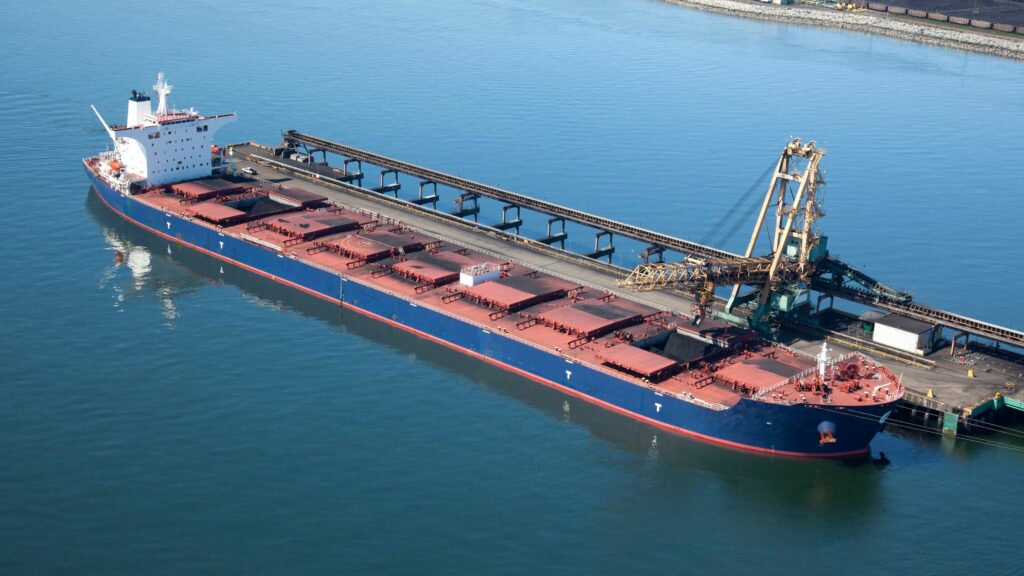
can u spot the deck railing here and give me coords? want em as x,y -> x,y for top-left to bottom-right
752,351 -> 881,403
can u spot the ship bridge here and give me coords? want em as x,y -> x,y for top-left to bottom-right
91,73 -> 235,187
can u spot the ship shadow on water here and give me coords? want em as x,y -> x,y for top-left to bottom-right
85,191 -> 888,510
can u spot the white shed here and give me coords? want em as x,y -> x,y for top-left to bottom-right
872,313 -> 939,356
460,262 -> 502,287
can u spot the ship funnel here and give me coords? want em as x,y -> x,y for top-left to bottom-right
126,88 -> 152,127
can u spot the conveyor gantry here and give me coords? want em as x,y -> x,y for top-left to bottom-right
279,131 -> 1024,350
284,130 -> 738,262
812,278 -> 1024,349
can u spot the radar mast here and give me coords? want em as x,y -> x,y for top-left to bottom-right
153,72 -> 173,115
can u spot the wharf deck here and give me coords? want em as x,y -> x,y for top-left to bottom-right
787,336 -> 1022,414
227,142 -> 1023,428
283,132 -> 1024,350
795,310 -> 1024,416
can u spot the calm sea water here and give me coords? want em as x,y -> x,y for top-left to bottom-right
2,0 -> 1023,574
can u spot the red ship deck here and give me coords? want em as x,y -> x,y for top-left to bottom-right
171,178 -> 248,200
537,301 -> 646,338
463,275 -> 576,316
188,201 -> 247,225
263,212 -> 363,240
124,175 -> 903,411
313,229 -> 428,265
597,345 -> 679,380
392,251 -> 485,287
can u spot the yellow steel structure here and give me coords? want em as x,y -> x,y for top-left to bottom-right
620,139 -> 825,320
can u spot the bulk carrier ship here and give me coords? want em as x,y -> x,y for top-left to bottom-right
84,75 -> 903,457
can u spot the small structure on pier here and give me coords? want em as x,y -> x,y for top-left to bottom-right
872,313 -> 940,356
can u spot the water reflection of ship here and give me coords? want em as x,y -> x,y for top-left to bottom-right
86,190 -> 888,511
94,197 -> 208,324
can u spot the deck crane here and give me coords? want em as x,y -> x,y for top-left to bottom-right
619,139 -> 832,331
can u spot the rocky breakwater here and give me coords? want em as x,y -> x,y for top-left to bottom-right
663,0 -> 1024,60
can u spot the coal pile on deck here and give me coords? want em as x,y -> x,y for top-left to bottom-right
239,197 -> 292,218
650,332 -> 718,364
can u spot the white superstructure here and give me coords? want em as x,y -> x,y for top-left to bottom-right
92,73 -> 235,187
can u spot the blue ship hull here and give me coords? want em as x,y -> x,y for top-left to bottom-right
86,165 -> 894,457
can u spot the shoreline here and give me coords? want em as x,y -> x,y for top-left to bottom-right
662,0 -> 1024,61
